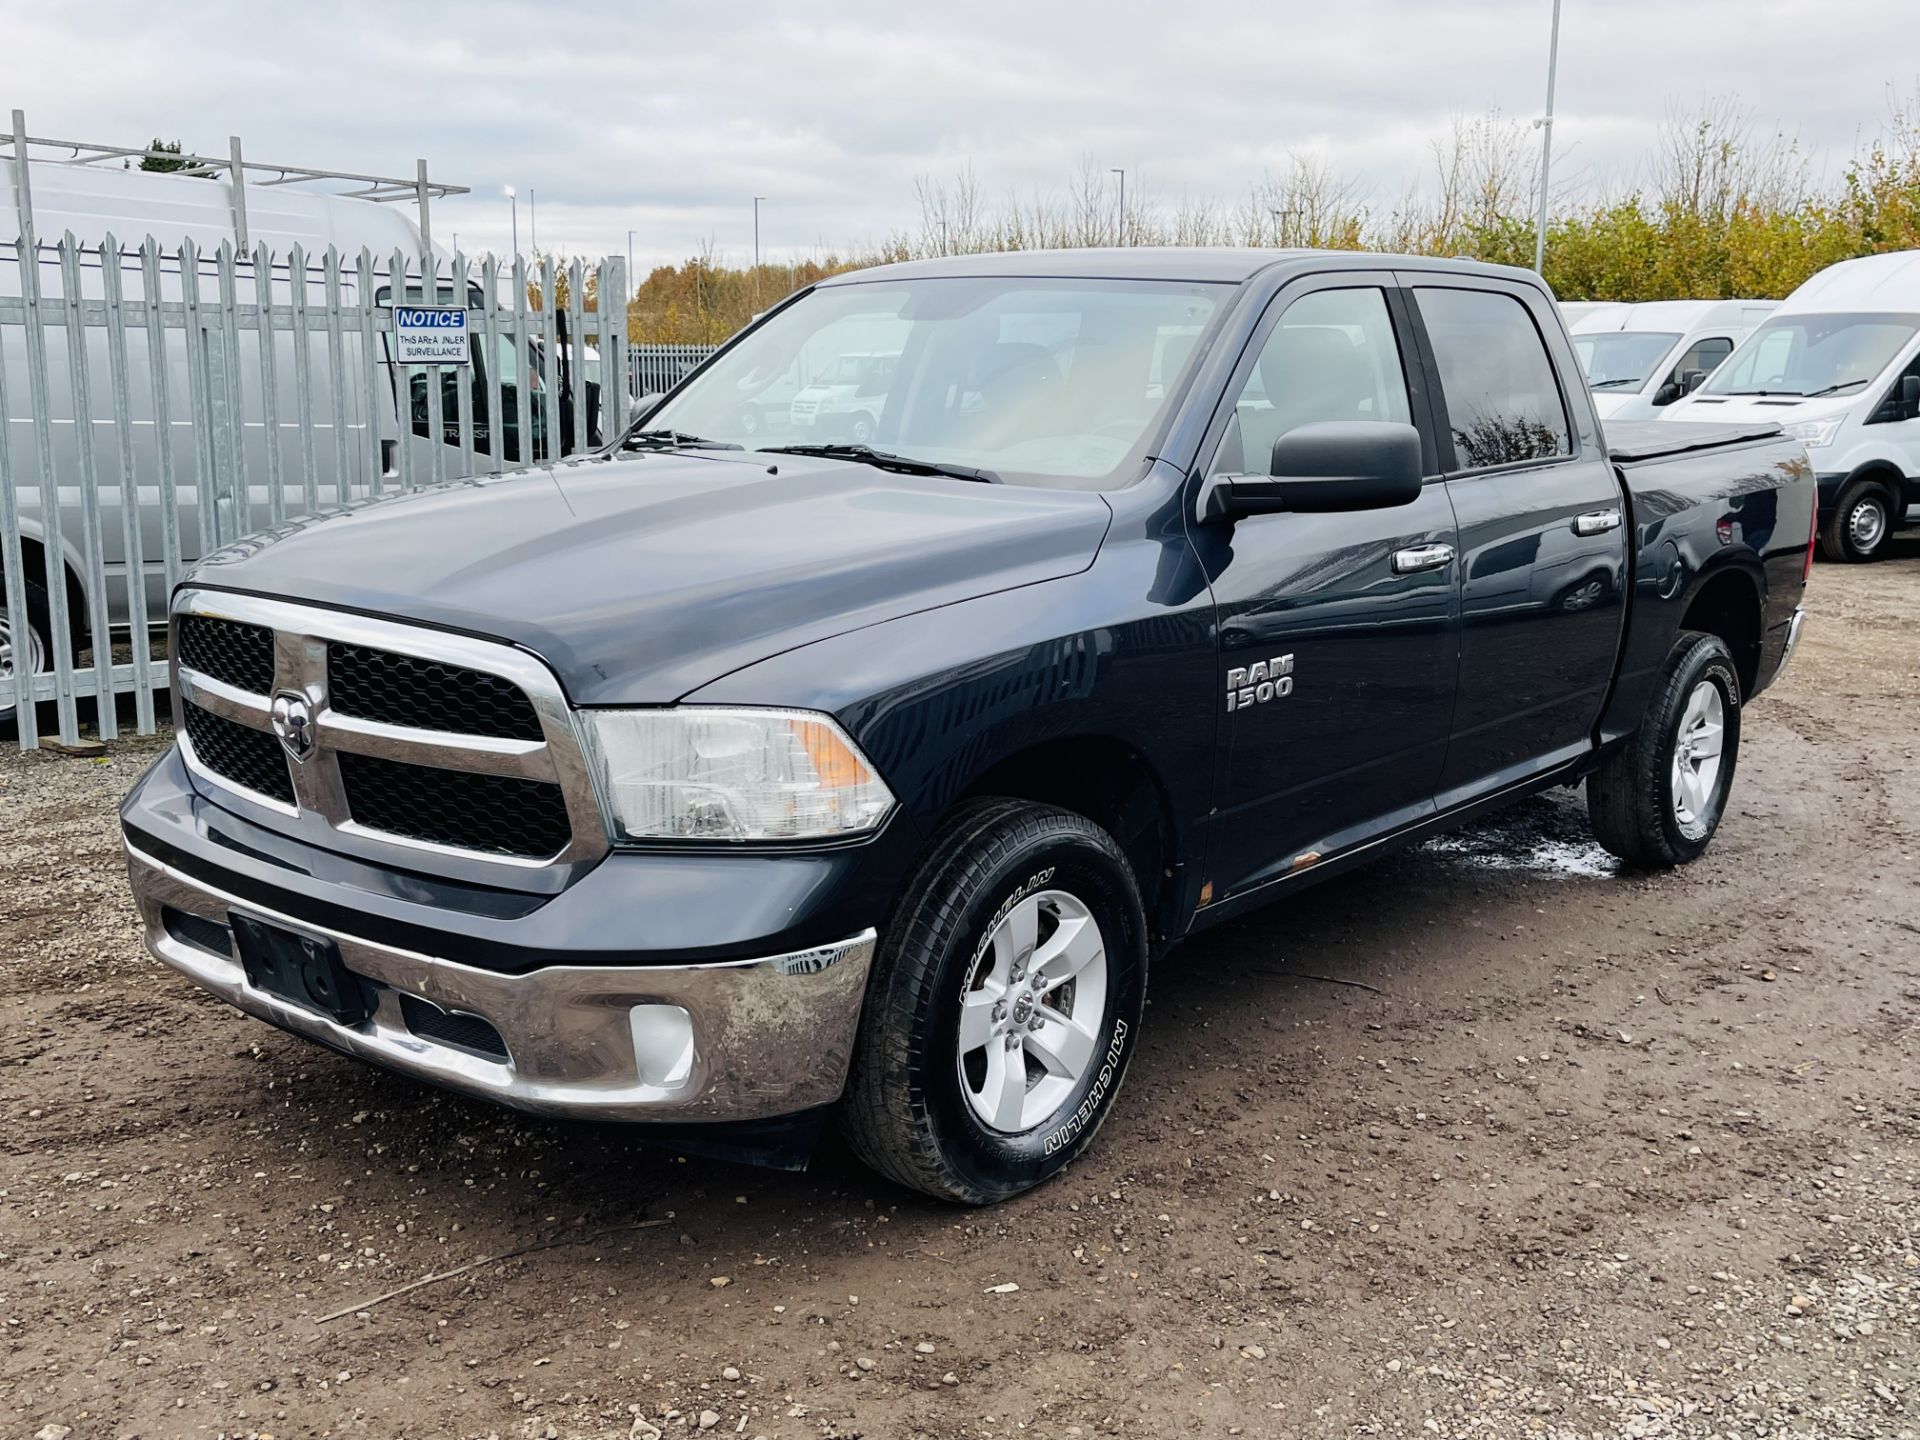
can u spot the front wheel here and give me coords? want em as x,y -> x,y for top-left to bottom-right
1819,480 -> 1893,563
1587,631 -> 1741,868
841,799 -> 1147,1204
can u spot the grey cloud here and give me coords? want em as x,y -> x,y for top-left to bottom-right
4,0 -> 1911,270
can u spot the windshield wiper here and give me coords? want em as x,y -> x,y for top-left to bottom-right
1799,378 -> 1875,398
620,427 -> 743,452
1588,378 -> 1642,390
761,443 -> 1001,485
1714,388 -> 1800,397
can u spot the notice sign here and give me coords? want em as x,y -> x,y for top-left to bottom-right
392,307 -> 470,365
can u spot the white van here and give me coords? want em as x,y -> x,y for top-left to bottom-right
1667,252 -> 1920,561
1570,299 -> 1776,422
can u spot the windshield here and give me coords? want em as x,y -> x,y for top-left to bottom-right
1572,331 -> 1681,389
641,276 -> 1226,488
1703,312 -> 1920,398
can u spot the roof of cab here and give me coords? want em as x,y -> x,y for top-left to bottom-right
815,246 -> 1541,288
1568,299 -> 1777,334
1780,250 -> 1920,314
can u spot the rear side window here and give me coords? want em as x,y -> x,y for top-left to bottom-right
1416,288 -> 1571,471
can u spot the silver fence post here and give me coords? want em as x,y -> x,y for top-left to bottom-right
479,254 -> 505,476
422,248 -> 446,488
322,247 -> 352,508
538,256 -> 559,461
356,249 -> 384,496
252,239 -> 286,529
390,247 -> 418,493
212,242 -> 248,546
567,257 -> 588,456
416,159 -> 433,253
288,242 -> 320,516
0,284 -> 36,745
451,248 -> 476,480
99,232 -> 156,732
139,239 -> 185,615
178,238 -> 219,561
229,136 -> 250,254
57,233 -> 118,736
511,256 -> 532,470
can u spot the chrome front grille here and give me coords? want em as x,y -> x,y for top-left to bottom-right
170,588 -> 606,871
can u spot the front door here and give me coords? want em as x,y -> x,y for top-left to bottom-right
1406,281 -> 1629,802
1191,276 -> 1460,902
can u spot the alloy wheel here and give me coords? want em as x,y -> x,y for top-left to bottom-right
1670,679 -> 1726,841
956,889 -> 1109,1134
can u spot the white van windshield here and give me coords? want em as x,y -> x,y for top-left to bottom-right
1574,331 -> 1681,389
1703,312 -> 1920,399
640,277 -> 1225,489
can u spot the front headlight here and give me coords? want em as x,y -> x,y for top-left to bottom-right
1782,416 -> 1843,449
583,707 -> 895,842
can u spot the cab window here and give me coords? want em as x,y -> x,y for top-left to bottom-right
1214,287 -> 1412,475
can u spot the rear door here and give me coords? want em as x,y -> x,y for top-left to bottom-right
1406,279 -> 1628,803
1193,274 -> 1460,901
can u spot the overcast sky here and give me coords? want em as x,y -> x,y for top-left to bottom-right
5,1 -> 1913,272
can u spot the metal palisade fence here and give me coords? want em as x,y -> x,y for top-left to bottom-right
1,233 -> 629,748
629,342 -> 718,399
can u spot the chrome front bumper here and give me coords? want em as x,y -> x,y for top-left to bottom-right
125,844 -> 875,1123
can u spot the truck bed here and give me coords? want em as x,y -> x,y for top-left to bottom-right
1605,419 -> 1783,464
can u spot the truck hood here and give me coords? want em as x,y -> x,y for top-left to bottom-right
189,451 -> 1113,704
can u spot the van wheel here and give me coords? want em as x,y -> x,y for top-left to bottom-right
1,581 -> 53,731
848,412 -> 876,445
1819,480 -> 1893,562
841,799 -> 1147,1205
1587,631 -> 1741,868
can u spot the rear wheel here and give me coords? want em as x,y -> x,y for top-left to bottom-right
1819,479 -> 1893,562
841,799 -> 1147,1204
1,581 -> 53,731
1587,631 -> 1741,868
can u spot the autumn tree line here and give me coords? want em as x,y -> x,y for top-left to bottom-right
616,95 -> 1920,345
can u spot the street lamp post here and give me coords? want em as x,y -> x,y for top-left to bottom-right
504,185 -> 518,258
529,187 -> 537,254
627,229 -> 636,293
753,196 -> 766,304
1533,0 -> 1564,275
1111,168 -> 1126,246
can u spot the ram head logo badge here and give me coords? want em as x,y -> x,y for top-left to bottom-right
270,691 -> 318,763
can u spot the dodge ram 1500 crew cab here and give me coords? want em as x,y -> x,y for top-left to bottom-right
121,249 -> 1815,1204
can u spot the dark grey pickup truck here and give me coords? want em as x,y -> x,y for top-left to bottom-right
121,249 -> 1814,1203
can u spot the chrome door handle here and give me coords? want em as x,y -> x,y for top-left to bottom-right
1573,509 -> 1622,536
1391,543 -> 1456,575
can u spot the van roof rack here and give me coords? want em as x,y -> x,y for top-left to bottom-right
4,108 -> 467,254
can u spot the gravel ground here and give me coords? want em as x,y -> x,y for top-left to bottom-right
3,545 -> 1918,1440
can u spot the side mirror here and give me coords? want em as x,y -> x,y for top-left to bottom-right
1902,373 -> 1920,416
1681,369 -> 1708,395
1653,382 -> 1681,407
1199,421 -> 1423,523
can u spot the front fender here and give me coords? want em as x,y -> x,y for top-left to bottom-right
684,539 -> 1219,889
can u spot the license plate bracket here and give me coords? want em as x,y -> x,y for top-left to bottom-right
231,913 -> 374,1027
